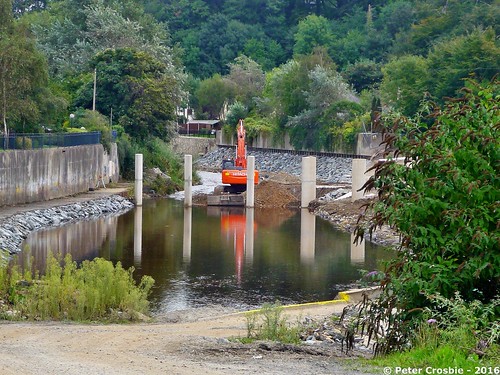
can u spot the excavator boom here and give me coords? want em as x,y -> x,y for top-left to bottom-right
221,119 -> 259,192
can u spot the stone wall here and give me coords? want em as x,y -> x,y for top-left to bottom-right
170,135 -> 218,158
0,143 -> 119,207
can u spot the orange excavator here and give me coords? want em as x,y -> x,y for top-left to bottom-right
220,119 -> 259,194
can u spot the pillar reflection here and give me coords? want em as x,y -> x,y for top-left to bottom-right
133,206 -> 142,266
245,208 -> 254,264
300,208 -> 316,264
350,232 -> 365,264
183,207 -> 192,262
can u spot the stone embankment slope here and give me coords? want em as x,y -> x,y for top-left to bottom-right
0,189 -> 133,255
195,148 -> 354,184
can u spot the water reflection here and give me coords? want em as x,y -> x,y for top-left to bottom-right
300,209 -> 316,264
134,206 -> 143,266
183,207 -> 192,262
21,199 -> 394,312
20,215 -> 120,271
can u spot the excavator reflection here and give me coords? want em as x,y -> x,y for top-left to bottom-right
218,207 -> 256,284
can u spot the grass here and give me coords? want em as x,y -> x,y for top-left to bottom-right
0,251 -> 154,322
243,302 -> 302,344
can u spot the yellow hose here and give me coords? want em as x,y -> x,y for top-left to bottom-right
241,292 -> 350,315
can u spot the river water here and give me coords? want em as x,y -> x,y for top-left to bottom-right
20,197 -> 393,314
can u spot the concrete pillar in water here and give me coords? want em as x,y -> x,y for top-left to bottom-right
301,156 -> 316,208
134,206 -> 142,266
352,159 -> 368,202
246,156 -> 255,208
183,207 -> 192,262
350,232 -> 365,264
245,208 -> 254,263
184,154 -> 193,207
135,154 -> 143,206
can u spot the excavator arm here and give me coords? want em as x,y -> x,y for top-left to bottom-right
221,119 -> 259,192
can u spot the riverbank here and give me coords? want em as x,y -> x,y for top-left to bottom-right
0,188 -> 133,254
0,171 -> 387,374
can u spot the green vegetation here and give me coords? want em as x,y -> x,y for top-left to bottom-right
3,0 -> 498,174
244,302 -> 301,344
353,79 -> 499,357
0,251 -> 154,322
364,293 -> 499,372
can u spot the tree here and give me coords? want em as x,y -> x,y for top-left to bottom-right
380,55 -> 429,116
293,14 -> 334,57
31,0 -> 180,79
73,48 -> 180,141
195,74 -> 234,120
342,59 -> 383,93
12,0 -> 46,16
223,55 -> 265,111
426,28 -> 499,102
0,1 -> 54,138
356,79 -> 499,350
287,65 -> 356,150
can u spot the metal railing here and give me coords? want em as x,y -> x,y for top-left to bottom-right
0,132 -> 102,150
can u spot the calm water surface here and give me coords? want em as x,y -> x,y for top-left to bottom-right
21,199 -> 393,313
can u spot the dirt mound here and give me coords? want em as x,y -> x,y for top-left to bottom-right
253,180 -> 300,209
263,171 -> 301,184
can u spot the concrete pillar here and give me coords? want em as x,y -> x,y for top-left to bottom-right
352,159 -> 367,202
246,156 -> 255,208
301,156 -> 316,208
350,232 -> 365,264
134,154 -> 143,206
184,154 -> 192,207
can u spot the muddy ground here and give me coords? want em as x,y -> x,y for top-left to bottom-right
0,303 -> 379,375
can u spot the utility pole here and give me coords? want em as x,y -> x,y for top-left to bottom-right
92,68 -> 97,111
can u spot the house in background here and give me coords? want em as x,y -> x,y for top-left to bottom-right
178,120 -> 221,136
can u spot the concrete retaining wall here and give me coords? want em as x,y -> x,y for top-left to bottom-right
219,130 -> 382,156
170,136 -> 218,158
0,144 -> 119,207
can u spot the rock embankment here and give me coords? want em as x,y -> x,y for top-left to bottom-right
195,148 -> 353,184
0,196 -> 133,255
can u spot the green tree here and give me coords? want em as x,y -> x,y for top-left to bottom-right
427,28 -> 499,101
0,1 -> 56,137
342,59 -> 383,93
380,55 -> 429,116
195,74 -> 234,119
224,55 -> 265,111
293,14 -> 334,57
287,65 -> 356,150
357,79 -> 499,349
74,48 -> 180,141
31,0 -> 180,79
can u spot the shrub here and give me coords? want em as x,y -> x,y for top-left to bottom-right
354,78 -> 499,353
15,137 -> 32,150
0,253 -> 154,322
245,302 -> 301,344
